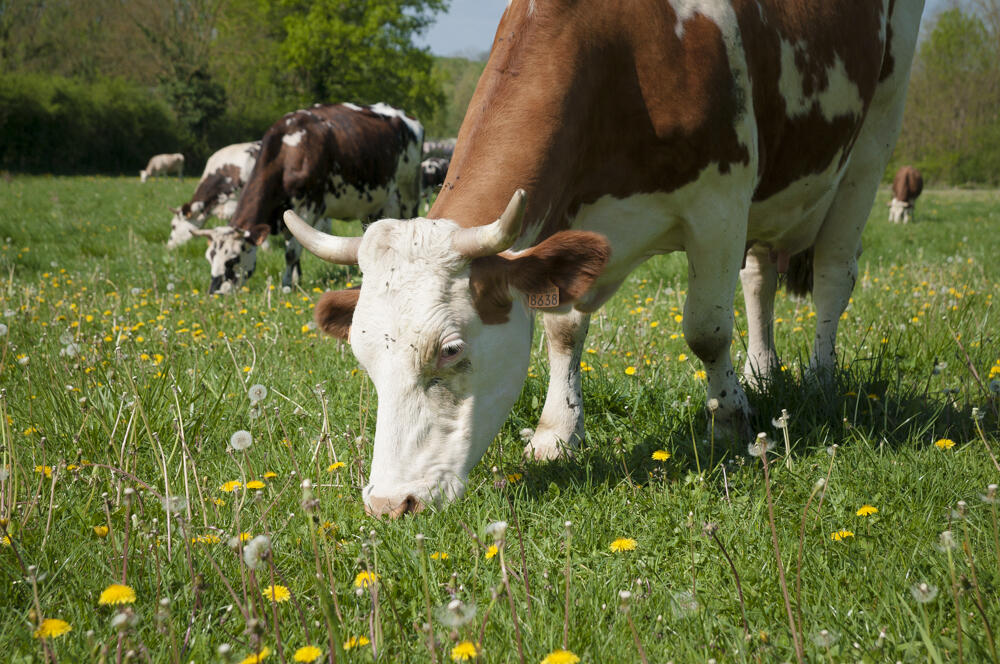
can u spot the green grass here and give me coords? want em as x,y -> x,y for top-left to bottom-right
1,176 -> 999,663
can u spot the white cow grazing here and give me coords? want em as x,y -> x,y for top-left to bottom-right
287,0 -> 924,517
140,153 -> 184,183
167,142 -> 261,249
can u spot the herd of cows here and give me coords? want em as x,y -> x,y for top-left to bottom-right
133,1 -> 926,517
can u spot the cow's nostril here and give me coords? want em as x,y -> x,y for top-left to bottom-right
401,495 -> 418,514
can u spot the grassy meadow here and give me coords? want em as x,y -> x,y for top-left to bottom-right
1,175 -> 999,663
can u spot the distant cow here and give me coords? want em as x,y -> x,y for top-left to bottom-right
423,138 -> 456,158
889,166 -> 923,223
193,103 -> 422,294
167,142 -> 261,249
140,153 -> 184,183
421,157 -> 449,193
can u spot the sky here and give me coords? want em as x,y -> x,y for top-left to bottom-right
418,0 -> 952,57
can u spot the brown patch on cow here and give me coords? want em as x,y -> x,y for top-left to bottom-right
469,231 -> 610,324
185,172 -> 240,216
892,165 -> 923,204
229,104 -> 422,238
430,0 -> 750,239
783,248 -> 814,297
315,288 -> 360,340
734,1 -> 890,200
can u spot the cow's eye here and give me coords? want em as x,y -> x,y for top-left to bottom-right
438,338 -> 465,367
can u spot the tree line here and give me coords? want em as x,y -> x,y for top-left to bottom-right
0,1 -> 996,184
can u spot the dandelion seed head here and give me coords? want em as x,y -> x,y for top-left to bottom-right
243,534 -> 271,570
748,432 -> 775,457
0,323 -> 7,337
248,384 -> 268,405
935,530 -> 957,552
485,521 -> 507,540
911,582 -> 938,603
161,495 -> 186,514
813,629 -> 839,648
707,397 -> 720,412
229,430 -> 253,451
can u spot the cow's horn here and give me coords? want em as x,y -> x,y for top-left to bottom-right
452,189 -> 526,258
283,210 -> 360,265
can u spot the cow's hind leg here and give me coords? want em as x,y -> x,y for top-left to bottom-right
740,244 -> 780,386
525,309 -> 590,461
684,237 -> 751,440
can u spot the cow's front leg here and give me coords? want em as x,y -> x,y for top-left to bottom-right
525,309 -> 590,461
684,241 -> 751,440
740,244 -> 780,386
282,235 -> 303,288
810,239 -> 860,375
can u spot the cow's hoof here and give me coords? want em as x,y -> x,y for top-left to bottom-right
523,428 -> 577,461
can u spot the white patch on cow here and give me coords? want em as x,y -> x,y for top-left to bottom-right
888,197 -> 909,223
368,102 -> 425,143
201,142 -> 258,180
778,40 -> 864,122
341,102 -> 363,112
282,130 -> 306,147
669,0 -> 736,38
167,216 -> 202,250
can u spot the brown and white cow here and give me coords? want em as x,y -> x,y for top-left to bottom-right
285,0 -> 924,517
140,153 -> 184,183
194,103 -> 422,294
167,142 -> 261,249
888,165 -> 924,223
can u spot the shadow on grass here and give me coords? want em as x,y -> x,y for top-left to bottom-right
511,339 -> 996,499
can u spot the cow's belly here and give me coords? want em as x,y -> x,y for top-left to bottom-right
747,155 -> 849,254
315,175 -> 391,221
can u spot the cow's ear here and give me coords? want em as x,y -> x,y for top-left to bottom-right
315,289 -> 360,340
470,231 -> 610,324
248,224 -> 270,246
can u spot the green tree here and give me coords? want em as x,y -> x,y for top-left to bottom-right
277,0 -> 449,119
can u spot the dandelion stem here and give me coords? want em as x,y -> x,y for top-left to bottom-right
760,450 -> 804,664
706,526 -> 750,638
795,482 -> 822,642
505,494 -> 533,620
415,536 -> 439,664
498,545 -> 527,664
961,528 -> 998,663
972,416 -> 1000,475
813,445 -> 837,526
39,462 -> 57,551
623,603 -> 648,664
945,544 -> 964,664
562,522 -> 573,650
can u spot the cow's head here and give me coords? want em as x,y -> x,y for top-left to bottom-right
888,198 -> 911,223
192,225 -> 269,294
285,191 -> 610,517
167,204 -> 207,249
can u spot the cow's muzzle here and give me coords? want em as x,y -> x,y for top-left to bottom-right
364,494 -> 425,519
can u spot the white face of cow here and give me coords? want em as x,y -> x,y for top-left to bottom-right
167,208 -> 204,249
284,191 -> 611,517
193,227 -> 260,294
350,219 -> 536,514
888,198 -> 910,223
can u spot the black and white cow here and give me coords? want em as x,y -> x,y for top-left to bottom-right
193,103 -> 423,294
421,157 -> 450,195
168,142 -> 261,249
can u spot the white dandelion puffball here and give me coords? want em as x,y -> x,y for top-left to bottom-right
248,384 -> 268,405
0,323 -> 7,337
485,521 -> 508,540
229,430 -> 253,451
243,534 -> 271,569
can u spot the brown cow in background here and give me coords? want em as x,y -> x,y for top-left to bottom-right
889,166 -> 923,223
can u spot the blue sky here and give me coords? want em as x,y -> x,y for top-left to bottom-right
418,0 -> 951,57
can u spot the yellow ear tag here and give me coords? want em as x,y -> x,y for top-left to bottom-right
527,283 -> 560,309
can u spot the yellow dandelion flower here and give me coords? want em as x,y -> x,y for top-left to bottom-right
484,544 -> 498,559
507,473 -> 523,483
2,535 -> 10,546
262,585 -> 291,603
694,369 -> 707,380
213,498 -> 226,506
651,450 -> 671,462
33,618 -> 72,639
246,480 -> 265,490
98,584 -> 136,605
239,646 -> 272,664
934,438 -> 956,450
34,465 -> 52,478
343,636 -> 370,651
624,366 -> 636,376
451,641 -> 478,661
263,471 -> 278,479
220,480 -> 242,493
191,534 -> 221,544
677,353 -> 688,362
610,537 -> 637,553
430,551 -> 449,561
293,645 -> 323,662
354,570 -> 378,588
830,530 -> 854,542
541,649 -> 581,664
240,532 -> 252,542
856,505 -> 878,517
93,525 -> 109,538
328,462 -> 345,471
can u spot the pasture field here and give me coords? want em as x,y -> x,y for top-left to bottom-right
1,176 -> 999,663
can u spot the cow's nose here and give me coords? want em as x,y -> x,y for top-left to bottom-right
365,494 -> 425,519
